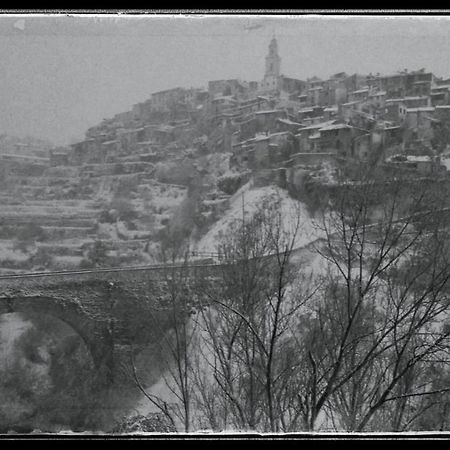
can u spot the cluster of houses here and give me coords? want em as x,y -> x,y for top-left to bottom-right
224,38 -> 450,183
50,37 -> 450,186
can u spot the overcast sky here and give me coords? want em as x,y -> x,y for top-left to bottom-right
2,14 -> 450,146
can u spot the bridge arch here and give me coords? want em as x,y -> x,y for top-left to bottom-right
0,295 -> 115,384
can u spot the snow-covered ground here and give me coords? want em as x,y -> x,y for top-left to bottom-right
0,241 -> 29,263
193,181 -> 320,255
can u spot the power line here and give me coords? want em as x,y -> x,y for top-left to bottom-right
0,261 -> 219,281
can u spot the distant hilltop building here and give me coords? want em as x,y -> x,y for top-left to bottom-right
258,36 -> 305,98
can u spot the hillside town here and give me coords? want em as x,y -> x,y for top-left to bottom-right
0,39 -> 448,269
57,36 -> 450,179
2,37 -> 450,274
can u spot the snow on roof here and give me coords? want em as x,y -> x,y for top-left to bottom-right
51,151 -> 69,156
386,96 -> 429,103
381,73 -> 404,79
252,134 -> 270,142
341,101 -> 361,107
156,125 -> 176,132
269,131 -> 291,138
385,98 -> 406,103
387,154 -> 433,164
403,96 -> 430,101
14,143 -> 33,147
254,109 -> 282,115
212,95 -> 236,101
406,155 -> 432,163
152,87 -> 184,96
277,118 -> 301,126
319,123 -> 351,131
242,131 -> 291,145
120,127 -> 145,134
406,107 -> 435,113
436,105 -> 450,109
299,122 -> 336,132
351,88 -> 369,94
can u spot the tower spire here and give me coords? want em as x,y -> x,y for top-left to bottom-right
265,34 -> 281,79
259,36 -> 282,93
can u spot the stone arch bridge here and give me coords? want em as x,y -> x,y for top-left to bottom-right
0,263 -> 221,385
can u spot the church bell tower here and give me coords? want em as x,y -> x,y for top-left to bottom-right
265,36 -> 281,79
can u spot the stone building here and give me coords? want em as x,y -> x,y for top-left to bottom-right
69,138 -> 100,165
367,69 -> 436,99
348,87 -> 370,103
430,85 -> 450,106
208,79 -> 250,99
151,87 -> 187,113
254,109 -> 287,133
49,150 -> 69,167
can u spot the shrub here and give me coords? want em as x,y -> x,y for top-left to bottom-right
78,259 -> 94,269
98,209 -> 115,224
81,240 -> 110,268
110,198 -> 139,223
17,224 -> 47,242
30,247 -> 54,269
217,171 -> 250,195
113,413 -> 176,433
113,163 -> 124,175
0,258 -> 27,270
98,198 -> 139,226
155,161 -> 197,186
117,177 -> 138,196
0,225 -> 17,240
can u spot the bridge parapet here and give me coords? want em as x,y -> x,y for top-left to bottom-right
0,262 -> 222,385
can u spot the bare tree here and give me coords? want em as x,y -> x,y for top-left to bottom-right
193,195 -> 314,432
129,230 -> 198,432
290,166 -> 450,431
